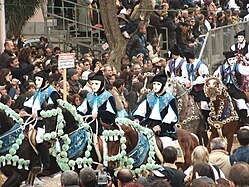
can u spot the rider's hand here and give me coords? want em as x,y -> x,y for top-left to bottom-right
92,113 -> 98,119
32,113 -> 37,119
185,82 -> 191,88
153,125 -> 161,133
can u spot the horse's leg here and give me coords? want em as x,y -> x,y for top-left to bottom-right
197,130 -> 209,146
2,172 -> 26,187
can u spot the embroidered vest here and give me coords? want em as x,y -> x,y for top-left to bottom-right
235,42 -> 249,56
168,58 -> 185,77
221,64 -> 242,88
186,61 -> 204,92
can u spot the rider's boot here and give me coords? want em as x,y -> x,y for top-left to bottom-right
201,109 -> 210,146
238,109 -> 249,126
37,142 -> 50,176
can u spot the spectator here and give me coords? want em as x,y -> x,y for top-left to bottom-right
79,167 -> 97,187
192,162 -> 216,183
117,169 -> 133,187
0,40 -> 15,69
149,180 -> 171,187
71,94 -> 82,107
184,146 -> 225,181
50,65 -> 63,82
209,137 -> 231,178
147,38 -> 161,61
124,182 -> 144,187
230,127 -> 249,165
91,58 -> 102,73
103,64 -> 113,84
113,78 -> 128,117
60,170 -> 80,187
101,52 -> 110,64
148,146 -> 186,187
0,94 -> 12,107
67,68 -> 82,95
229,162 -> 249,187
126,23 -> 148,64
53,46 -> 61,55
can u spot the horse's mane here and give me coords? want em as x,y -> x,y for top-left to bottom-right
0,109 -> 15,134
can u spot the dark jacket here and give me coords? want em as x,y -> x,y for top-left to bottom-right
0,50 -> 14,69
230,146 -> 249,165
126,31 -> 148,61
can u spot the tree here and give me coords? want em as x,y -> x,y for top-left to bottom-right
5,0 -> 41,36
99,0 -> 152,70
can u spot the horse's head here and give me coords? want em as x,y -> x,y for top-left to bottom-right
204,77 -> 223,101
104,122 -> 137,168
0,109 -> 15,135
42,105 -> 79,134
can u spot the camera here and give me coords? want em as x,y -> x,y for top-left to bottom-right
97,168 -> 108,187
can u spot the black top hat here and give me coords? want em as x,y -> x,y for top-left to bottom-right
234,30 -> 245,38
223,51 -> 236,59
184,49 -> 195,59
35,69 -> 51,80
89,70 -> 105,82
150,70 -> 167,85
170,44 -> 181,55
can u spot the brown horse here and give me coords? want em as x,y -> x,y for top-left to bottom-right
102,118 -> 199,171
204,77 -> 240,153
165,76 -> 208,145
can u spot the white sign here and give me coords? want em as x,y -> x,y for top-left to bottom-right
58,53 -> 75,69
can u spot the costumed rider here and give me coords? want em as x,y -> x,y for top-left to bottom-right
165,44 -> 188,83
23,69 -> 60,175
214,51 -> 249,126
182,49 -> 210,145
132,71 -> 180,152
77,70 -> 117,135
230,30 -> 249,56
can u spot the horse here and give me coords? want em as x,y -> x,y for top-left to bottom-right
0,101 -> 103,187
165,76 -> 208,145
101,118 -> 199,172
204,77 -> 240,153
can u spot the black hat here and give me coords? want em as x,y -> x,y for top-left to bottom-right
181,21 -> 190,27
184,49 -> 195,59
35,69 -> 51,80
67,68 -> 78,78
234,30 -> 245,38
150,70 -> 167,85
90,70 -> 105,82
170,44 -> 181,55
223,51 -> 236,59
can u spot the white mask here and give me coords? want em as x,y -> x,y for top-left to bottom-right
35,76 -> 44,89
227,57 -> 236,66
91,80 -> 102,93
238,35 -> 245,43
153,82 -> 163,93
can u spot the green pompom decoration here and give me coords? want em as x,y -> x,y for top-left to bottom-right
9,148 -> 16,155
121,144 -> 126,150
43,133 -> 51,141
65,138 -> 71,145
60,151 -> 68,158
6,154 -> 12,165
120,137 -> 126,144
0,140 -> 3,148
51,132 -> 57,139
147,157 -> 153,163
24,160 -> 30,170
85,151 -> 90,158
58,123 -> 64,130
140,164 -> 146,171
12,143 -> 19,150
58,129 -> 64,136
12,155 -> 19,166
127,158 -> 134,165
116,154 -> 121,160
69,160 -> 75,168
61,163 -> 70,171
135,168 -> 140,174
87,145 -> 92,151
146,163 -> 152,170
111,156 -> 116,161
127,165 -> 133,170
62,134 -> 69,141
16,139 -> 22,145
82,157 -> 88,164
105,156 -> 111,162
62,144 -> 69,151
87,158 -> 93,165
76,158 -> 83,168
121,150 -> 126,156
109,131 -> 114,137
18,134 -> 25,140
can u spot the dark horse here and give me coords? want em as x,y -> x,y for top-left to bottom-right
165,76 -> 208,145
102,118 -> 199,171
0,102 -> 102,187
204,77 -> 240,153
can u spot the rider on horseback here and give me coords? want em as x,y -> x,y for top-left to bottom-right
182,49 -> 210,129
214,51 -> 249,126
165,44 -> 187,82
77,70 -> 117,135
23,69 -> 60,175
132,71 -> 178,144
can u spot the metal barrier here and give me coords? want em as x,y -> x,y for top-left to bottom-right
198,21 -> 249,73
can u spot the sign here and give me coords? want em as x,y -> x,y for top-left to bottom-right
58,53 -> 75,69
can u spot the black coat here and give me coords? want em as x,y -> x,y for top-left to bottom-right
0,50 -> 14,69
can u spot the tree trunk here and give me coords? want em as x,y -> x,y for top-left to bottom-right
99,0 -> 152,71
99,0 -> 127,71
